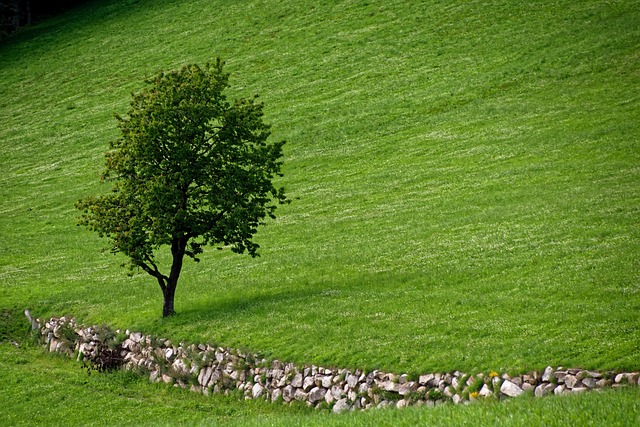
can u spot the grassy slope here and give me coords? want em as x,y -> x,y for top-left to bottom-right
1,342 -> 639,427
1,0 -> 638,382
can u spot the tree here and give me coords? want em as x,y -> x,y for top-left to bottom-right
76,59 -> 288,317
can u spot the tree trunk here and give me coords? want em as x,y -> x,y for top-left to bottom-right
161,236 -> 188,317
162,279 -> 177,317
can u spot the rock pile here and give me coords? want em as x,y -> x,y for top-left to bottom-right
35,315 -> 640,412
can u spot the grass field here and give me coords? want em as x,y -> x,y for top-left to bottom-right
1,0 -> 639,424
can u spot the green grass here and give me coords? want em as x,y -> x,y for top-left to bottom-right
0,0 -> 639,423
1,341 -> 639,426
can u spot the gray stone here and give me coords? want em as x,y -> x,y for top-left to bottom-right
320,375 -> 333,388
553,385 -> 566,395
308,387 -> 326,403
564,375 -> 580,389
333,398 -> 351,413
571,387 -> 588,393
396,399 -> 409,409
294,388 -> 308,401
398,382 -> 416,396
479,384 -> 493,397
522,382 -> 534,392
282,385 -> 295,403
271,388 -> 282,402
252,383 -> 264,399
452,394 -> 462,404
331,385 -> 343,400
582,377 -> 597,389
324,389 -> 335,404
596,379 -> 612,388
291,373 -> 303,388
303,376 -> 315,392
534,383 -> 556,397
380,380 -> 400,393
419,374 -> 434,385
347,373 -> 359,388
500,380 -> 524,397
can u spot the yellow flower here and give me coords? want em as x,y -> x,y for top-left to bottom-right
489,371 -> 499,378
470,391 -> 479,399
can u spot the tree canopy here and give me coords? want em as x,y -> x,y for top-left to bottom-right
76,60 -> 288,317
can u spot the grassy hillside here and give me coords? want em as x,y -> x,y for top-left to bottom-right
1,0 -> 638,386
2,342 -> 640,427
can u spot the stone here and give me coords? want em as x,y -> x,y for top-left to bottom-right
331,385 -> 343,400
320,375 -> 333,388
500,380 -> 524,397
358,383 -> 370,395
614,373 -> 625,384
282,385 -> 295,403
303,376 -> 315,392
419,374 -> 433,385
443,386 -> 454,398
333,398 -> 351,413
452,394 -> 462,404
252,383 -> 264,399
587,371 -> 603,379
308,387 -> 326,403
571,387 -> 588,393
130,332 -> 142,343
479,384 -> 493,397
451,377 -> 460,389
347,373 -> 359,388
380,380 -> 400,393
596,379 -> 612,388
398,382 -> 416,396
553,385 -> 566,395
294,389 -> 308,401
564,375 -> 580,389
522,382 -> 534,392
324,389 -> 335,405
534,383 -> 556,397
396,399 -> 408,409
271,388 -> 282,402
581,377 -> 597,389
291,373 -> 303,388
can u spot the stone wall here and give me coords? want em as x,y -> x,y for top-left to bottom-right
34,315 -> 640,412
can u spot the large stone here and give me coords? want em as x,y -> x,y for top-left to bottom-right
396,399 -> 409,409
271,388 -> 282,402
500,380 -> 524,397
308,387 -> 326,403
324,389 -> 335,405
294,388 -> 308,401
291,373 -> 304,388
303,376 -> 316,392
347,373 -> 359,389
564,375 -> 580,389
581,377 -> 597,389
534,383 -> 556,397
333,398 -> 351,413
479,384 -> 493,397
331,385 -> 344,400
398,382 -> 416,396
542,366 -> 554,382
380,380 -> 400,393
282,385 -> 295,403
252,383 -> 264,399
419,374 -> 434,386
320,375 -> 333,388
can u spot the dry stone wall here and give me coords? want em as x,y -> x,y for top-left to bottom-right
34,315 -> 640,412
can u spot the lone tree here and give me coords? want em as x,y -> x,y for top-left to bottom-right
76,60 -> 288,317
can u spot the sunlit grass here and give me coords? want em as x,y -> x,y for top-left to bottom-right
0,0 -> 638,397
